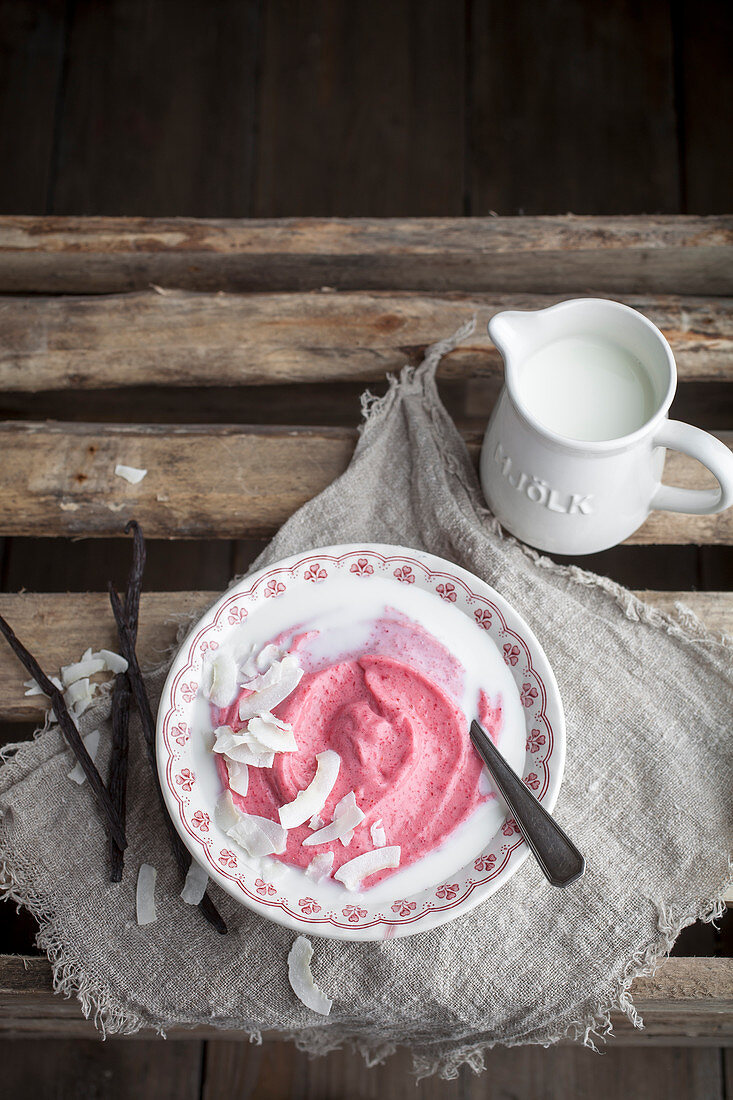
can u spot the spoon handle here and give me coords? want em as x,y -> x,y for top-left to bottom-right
470,720 -> 585,888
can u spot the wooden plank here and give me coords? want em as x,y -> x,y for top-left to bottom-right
0,591 -> 213,722
0,421 -> 355,539
50,0 -> 261,217
0,421 -> 730,543
1,954 -> 731,1009
1,956 -> 731,1043
0,215 -> 730,295
1,1016 -> 730,1046
0,1036 -> 204,1100
675,0 -> 733,215
633,591 -> 733,636
469,0 -> 680,216
202,1041 -> 724,1099
2,290 -> 732,391
202,1041 -> 307,1100
254,0 -> 465,218
0,1 -> 66,215
0,589 -> 728,723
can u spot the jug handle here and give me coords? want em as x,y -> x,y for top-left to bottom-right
650,420 -> 733,515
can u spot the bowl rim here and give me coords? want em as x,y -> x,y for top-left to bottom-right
156,542 -> 566,940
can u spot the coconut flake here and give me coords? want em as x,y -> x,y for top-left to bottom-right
24,674 -> 63,697
136,863 -> 157,925
287,936 -> 332,1016
246,712 -> 297,753
238,655 -> 303,722
240,643 -> 283,682
278,749 -> 340,829
332,791 -> 356,818
65,677 -> 95,718
67,729 -> 101,784
202,650 -> 239,708
302,800 -> 364,846
215,791 -> 240,833
334,846 -> 401,891
239,657 -> 288,694
305,851 -> 334,883
61,656 -> 105,686
214,791 -> 287,857
231,745 -> 275,768
212,726 -> 275,768
70,697 -> 94,720
64,677 -> 90,704
309,813 -> 324,830
181,860 -> 209,905
370,820 -> 387,847
229,745 -> 275,768
115,463 -> 147,484
93,649 -> 128,674
228,813 -> 288,858
331,790 -> 364,846
70,696 -> 95,720
226,759 -> 249,796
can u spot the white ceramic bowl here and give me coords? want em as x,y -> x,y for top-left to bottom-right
156,544 -> 565,940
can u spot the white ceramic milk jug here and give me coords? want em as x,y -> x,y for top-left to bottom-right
479,298 -> 733,555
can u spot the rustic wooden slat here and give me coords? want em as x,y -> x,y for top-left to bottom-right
202,1041 -> 724,1097
2,290 -> 732,391
0,956 -> 731,1043
0,591 -> 212,723
0,421 -> 355,539
0,215 -> 731,295
0,421 -> 729,543
0,1019 -> 729,1046
0,589 -> 728,724
0,1035 -> 204,1100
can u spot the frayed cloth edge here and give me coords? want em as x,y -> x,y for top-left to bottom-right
473,507 -> 733,653
359,316 -> 477,437
409,866 -> 733,1080
0,844 -> 149,1037
0,835 -> 265,1042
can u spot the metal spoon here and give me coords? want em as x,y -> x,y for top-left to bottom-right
470,720 -> 585,888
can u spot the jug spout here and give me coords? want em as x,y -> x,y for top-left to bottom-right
488,309 -> 545,362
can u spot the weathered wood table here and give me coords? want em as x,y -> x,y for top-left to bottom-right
0,215 -> 730,1043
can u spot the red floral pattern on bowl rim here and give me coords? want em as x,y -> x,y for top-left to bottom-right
157,544 -> 565,941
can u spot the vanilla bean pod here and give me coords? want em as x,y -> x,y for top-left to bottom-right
108,520 -> 145,882
108,584 -> 227,935
0,614 -> 126,850
107,679 -> 131,881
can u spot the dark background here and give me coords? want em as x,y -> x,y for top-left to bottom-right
0,1 -> 731,1097
1,0 -> 731,218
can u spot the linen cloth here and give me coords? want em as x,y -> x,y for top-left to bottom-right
1,324 -> 732,1078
